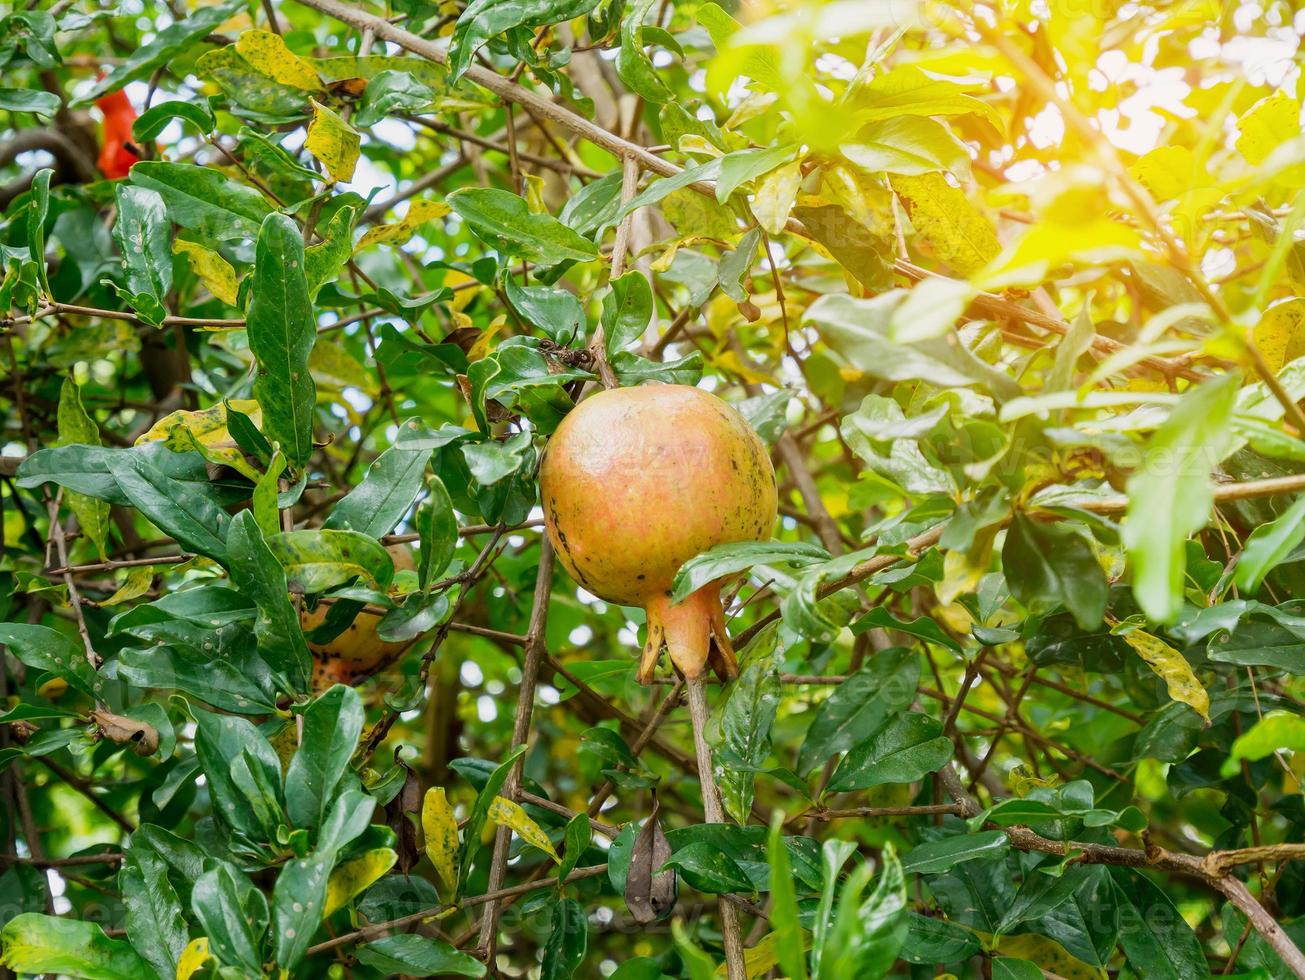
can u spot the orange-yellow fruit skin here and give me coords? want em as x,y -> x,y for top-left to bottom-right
540,384 -> 777,682
301,544 -> 417,689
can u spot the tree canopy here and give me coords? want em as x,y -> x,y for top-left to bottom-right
2,0 -> 1305,978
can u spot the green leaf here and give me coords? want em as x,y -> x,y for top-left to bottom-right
225,510 -> 312,690
841,116 -> 971,178
106,452 -> 230,564
601,270 -> 653,355
355,935 -> 486,977
671,540 -> 829,604
458,744 -> 528,892
1235,493 -> 1305,592
660,840 -> 753,893
79,2 -> 239,103
133,100 -> 216,142
120,837 -> 188,980
56,377 -> 110,559
540,898 -> 588,980
767,814 -> 809,980
0,88 -> 58,117
810,840 -> 856,978
1122,374 -> 1240,623
851,607 -> 962,652
305,204 -> 357,300
272,789 -> 376,970
129,161 -> 274,241
249,212 -> 316,467
616,158 -> 723,221
0,914 -> 156,980
826,713 -> 953,793
818,844 -> 906,980
285,684 -> 365,831
354,69 -> 435,127
268,528 -> 394,593
1110,867 -> 1209,980
111,184 -> 172,325
672,919 -> 719,980
27,167 -> 50,297
716,145 -> 798,203
617,0 -> 674,104
417,475 -> 458,588
805,292 -> 1022,400
717,644 -> 781,823
991,957 -> 1043,980
191,864 -> 268,975
900,831 -> 1009,875
900,912 -> 980,964
1002,514 -> 1107,630
325,446 -> 427,538
448,0 -> 601,82
447,188 -> 600,265
798,647 -> 919,776
559,812 -> 592,883
505,275 -> 587,344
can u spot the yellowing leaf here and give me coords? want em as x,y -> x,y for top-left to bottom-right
355,199 -> 451,251
323,848 -> 397,916
1128,145 -> 1205,202
523,173 -> 547,214
305,99 -> 360,183
234,29 -> 323,91
173,240 -> 239,306
1236,92 -> 1301,166
98,565 -> 155,607
1253,298 -> 1305,372
56,378 -> 110,560
752,157 -> 803,235
136,400 -> 264,480
467,316 -> 505,362
713,930 -> 807,978
890,172 -> 999,276
175,938 -> 211,980
977,218 -> 1143,291
1120,628 -> 1210,723
992,932 -> 1106,980
488,795 -> 560,862
713,348 -> 778,386
422,787 -> 460,895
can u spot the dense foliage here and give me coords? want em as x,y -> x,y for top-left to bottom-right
2,0 -> 1305,977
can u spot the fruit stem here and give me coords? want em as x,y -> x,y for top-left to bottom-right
685,676 -> 747,980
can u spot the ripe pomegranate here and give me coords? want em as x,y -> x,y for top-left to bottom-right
301,544 -> 417,688
540,384 -> 777,684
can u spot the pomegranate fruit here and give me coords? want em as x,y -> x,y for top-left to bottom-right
301,544 -> 417,688
540,384 -> 777,684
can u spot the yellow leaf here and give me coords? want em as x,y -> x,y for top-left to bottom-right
305,99 -> 360,184
175,938 -> 211,980
355,199 -> 452,251
323,848 -> 397,916
467,316 -> 505,362
1128,145 -> 1205,202
99,565 -> 155,607
1120,627 -> 1210,723
173,240 -> 239,307
713,930 -> 808,978
422,787 -> 460,895
523,173 -> 547,214
311,339 -> 378,397
820,165 -> 895,236
136,400 -> 264,480
488,795 -> 560,862
751,157 -> 803,235
890,172 -> 999,276
662,187 -> 737,239
1253,298 -> 1305,372
1236,92 -> 1301,166
977,218 -> 1143,291
712,349 -> 777,386
992,933 -> 1106,980
234,29 -> 323,91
